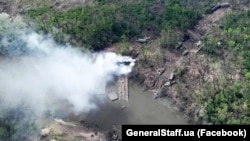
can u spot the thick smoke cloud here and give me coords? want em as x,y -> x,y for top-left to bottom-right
0,13 -> 135,116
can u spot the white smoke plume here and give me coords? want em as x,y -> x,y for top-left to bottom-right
0,13 -> 135,115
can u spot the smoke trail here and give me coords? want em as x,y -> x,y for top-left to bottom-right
0,12 -> 135,121
0,31 -> 135,114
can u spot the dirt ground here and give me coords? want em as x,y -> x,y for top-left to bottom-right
37,118 -> 106,141
0,0 -> 93,16
126,2 -> 235,124
106,5 -> 232,123
0,1 -> 247,140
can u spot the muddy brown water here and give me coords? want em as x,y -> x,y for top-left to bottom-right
77,81 -> 188,132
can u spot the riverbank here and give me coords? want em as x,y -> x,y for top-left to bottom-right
71,81 -> 188,140
2,1 -> 250,140
125,3 -> 233,124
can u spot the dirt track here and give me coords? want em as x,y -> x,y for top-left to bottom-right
129,3 -> 233,124
0,1 -> 245,140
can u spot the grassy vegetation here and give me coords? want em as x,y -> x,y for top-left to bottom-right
21,0 -> 250,125
200,10 -> 250,124
3,2 -> 250,140
23,0 -> 201,50
0,105 -> 38,140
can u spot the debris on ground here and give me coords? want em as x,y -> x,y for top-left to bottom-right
182,50 -> 189,56
40,119 -> 106,141
137,36 -> 151,43
220,3 -> 230,8
40,128 -> 51,139
164,81 -> 171,87
156,68 -> 166,75
55,118 -> 77,127
206,2 -> 230,14
175,42 -> 183,49
169,73 -> 175,81
108,91 -> 119,101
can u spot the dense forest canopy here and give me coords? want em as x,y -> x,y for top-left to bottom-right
24,0 -> 202,50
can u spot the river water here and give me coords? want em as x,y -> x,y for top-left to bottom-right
79,80 -> 188,131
